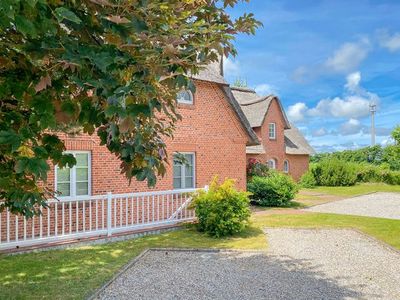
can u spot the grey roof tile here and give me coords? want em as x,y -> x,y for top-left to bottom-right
285,127 -> 315,155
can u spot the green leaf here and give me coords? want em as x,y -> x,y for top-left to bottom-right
14,15 -> 37,38
15,158 -> 28,174
0,130 -> 22,152
54,7 -> 81,24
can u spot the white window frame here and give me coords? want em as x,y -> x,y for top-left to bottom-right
283,160 -> 289,173
173,152 -> 196,190
268,158 -> 276,170
176,90 -> 194,105
268,123 -> 276,140
54,151 -> 91,199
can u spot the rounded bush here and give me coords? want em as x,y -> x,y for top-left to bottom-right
356,163 -> 380,183
191,178 -> 251,238
247,173 -> 298,207
312,159 -> 357,186
299,170 -> 317,188
381,170 -> 400,185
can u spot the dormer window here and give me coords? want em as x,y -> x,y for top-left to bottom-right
268,123 -> 276,140
176,90 -> 193,104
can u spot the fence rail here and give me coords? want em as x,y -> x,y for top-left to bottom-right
0,188 -> 201,251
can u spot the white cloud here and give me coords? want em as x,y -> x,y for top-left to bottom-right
288,71 -> 379,123
345,71 -> 361,92
223,57 -> 240,76
287,102 -> 308,122
325,40 -> 370,73
293,39 -> 370,82
377,30 -> 400,52
312,127 -> 328,137
308,95 -> 371,119
254,84 -> 276,96
339,118 -> 362,135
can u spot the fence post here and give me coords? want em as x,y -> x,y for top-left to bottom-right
107,192 -> 112,237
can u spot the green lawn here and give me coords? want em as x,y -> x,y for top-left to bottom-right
303,182 -> 400,197
1,212 -> 400,299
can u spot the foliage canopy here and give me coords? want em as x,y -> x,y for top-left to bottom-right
0,0 -> 261,216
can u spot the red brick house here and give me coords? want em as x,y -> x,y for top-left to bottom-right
0,63 -> 314,251
47,63 -> 259,199
231,87 -> 314,180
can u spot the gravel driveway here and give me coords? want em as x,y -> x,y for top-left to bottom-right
306,192 -> 400,219
94,228 -> 400,300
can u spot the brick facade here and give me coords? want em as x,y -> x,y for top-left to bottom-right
246,98 -> 310,180
46,80 -> 249,195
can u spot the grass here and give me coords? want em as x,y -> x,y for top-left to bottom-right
303,182 -> 400,197
1,212 -> 399,299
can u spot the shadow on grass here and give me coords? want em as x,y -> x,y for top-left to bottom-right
251,200 -> 307,212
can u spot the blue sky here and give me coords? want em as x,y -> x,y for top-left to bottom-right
225,0 -> 400,152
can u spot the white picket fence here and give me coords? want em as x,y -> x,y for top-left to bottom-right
0,188 -> 202,251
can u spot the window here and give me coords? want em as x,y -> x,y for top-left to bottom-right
176,90 -> 193,104
283,160 -> 289,173
268,123 -> 276,140
173,153 -> 195,189
268,159 -> 276,170
56,152 -> 91,197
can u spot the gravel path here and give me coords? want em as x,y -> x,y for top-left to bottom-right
306,192 -> 400,219
95,229 -> 400,300
266,228 -> 400,300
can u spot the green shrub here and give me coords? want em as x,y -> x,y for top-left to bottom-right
191,177 -> 251,237
247,158 -> 269,178
381,170 -> 400,185
312,159 -> 358,186
299,170 -> 317,188
356,163 -> 380,183
247,173 -> 298,207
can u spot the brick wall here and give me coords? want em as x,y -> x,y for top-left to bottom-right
46,80 -> 249,195
247,98 -> 309,181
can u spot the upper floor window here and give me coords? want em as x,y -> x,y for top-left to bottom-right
173,153 -> 195,189
268,123 -> 276,140
56,151 -> 91,197
176,90 -> 193,104
283,160 -> 289,173
268,158 -> 276,170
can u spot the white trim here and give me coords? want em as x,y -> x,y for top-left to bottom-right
283,160 -> 289,173
268,122 -> 276,140
55,151 -> 91,199
173,152 -> 196,189
176,90 -> 194,104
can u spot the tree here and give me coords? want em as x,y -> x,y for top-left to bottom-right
0,0 -> 261,216
383,126 -> 400,170
392,125 -> 400,145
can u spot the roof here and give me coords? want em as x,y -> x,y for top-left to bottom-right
191,60 -> 227,85
231,87 -> 314,155
285,126 -> 315,155
231,87 -> 290,129
221,86 -> 259,146
246,144 -> 266,154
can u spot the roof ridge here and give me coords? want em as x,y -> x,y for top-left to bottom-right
240,95 -> 274,106
230,86 -> 256,93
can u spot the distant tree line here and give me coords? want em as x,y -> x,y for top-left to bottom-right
311,126 -> 400,171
